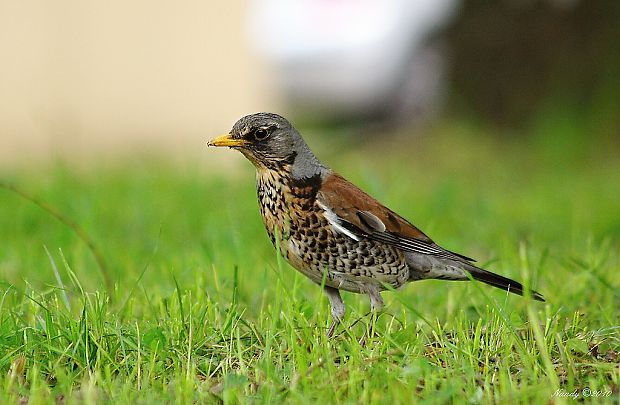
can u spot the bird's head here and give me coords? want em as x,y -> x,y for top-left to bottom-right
208,113 -> 326,177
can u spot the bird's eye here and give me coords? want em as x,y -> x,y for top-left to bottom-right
254,128 -> 270,141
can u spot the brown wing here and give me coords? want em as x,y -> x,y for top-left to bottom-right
317,172 -> 475,262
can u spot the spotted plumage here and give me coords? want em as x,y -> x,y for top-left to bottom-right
254,157 -> 410,292
208,112 -> 544,336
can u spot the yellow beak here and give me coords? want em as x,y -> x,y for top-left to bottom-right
207,133 -> 246,148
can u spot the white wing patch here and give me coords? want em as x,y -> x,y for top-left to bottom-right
357,210 -> 386,232
318,201 -> 361,241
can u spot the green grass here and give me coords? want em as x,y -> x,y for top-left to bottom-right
1,121 -> 619,404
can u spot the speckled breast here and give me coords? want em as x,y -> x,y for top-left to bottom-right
256,169 -> 409,293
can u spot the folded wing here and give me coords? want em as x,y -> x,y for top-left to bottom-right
317,173 -> 474,262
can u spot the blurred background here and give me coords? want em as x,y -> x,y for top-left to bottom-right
1,0 -> 618,166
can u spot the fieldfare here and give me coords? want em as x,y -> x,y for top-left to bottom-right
208,113 -> 544,336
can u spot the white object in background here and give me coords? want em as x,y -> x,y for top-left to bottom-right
247,0 -> 458,120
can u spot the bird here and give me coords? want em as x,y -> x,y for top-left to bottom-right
207,112 -> 544,337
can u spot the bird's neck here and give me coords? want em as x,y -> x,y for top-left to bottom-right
290,138 -> 328,179
256,163 -> 326,190
255,161 -> 328,210
253,143 -> 329,210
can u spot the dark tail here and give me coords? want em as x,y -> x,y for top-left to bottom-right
466,264 -> 545,302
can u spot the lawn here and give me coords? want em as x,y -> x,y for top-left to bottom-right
1,119 -> 619,403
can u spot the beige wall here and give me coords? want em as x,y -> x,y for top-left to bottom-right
0,0 -> 279,165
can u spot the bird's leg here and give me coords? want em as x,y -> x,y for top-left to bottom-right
368,286 -> 385,313
323,286 -> 345,337
360,286 -> 384,346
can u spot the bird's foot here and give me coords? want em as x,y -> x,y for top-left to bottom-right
358,312 -> 380,346
326,320 -> 338,338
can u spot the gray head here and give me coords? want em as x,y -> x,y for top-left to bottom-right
208,113 -> 327,178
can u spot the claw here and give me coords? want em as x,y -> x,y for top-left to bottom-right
324,286 -> 345,338
327,321 -> 337,338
